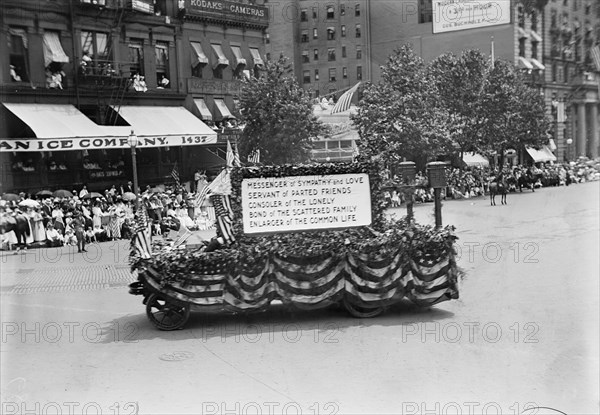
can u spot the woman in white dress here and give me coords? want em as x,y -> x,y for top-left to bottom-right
31,208 -> 46,242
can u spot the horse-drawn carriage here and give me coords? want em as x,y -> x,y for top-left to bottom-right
129,162 -> 461,330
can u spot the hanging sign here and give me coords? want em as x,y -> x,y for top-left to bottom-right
0,134 -> 218,152
432,0 -> 511,34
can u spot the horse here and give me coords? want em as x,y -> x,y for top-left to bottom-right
0,212 -> 31,251
489,177 -> 507,206
516,169 -> 535,192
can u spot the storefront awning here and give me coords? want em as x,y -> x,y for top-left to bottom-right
213,99 -> 235,121
517,56 -> 534,70
211,44 -> 229,69
249,47 -> 265,69
230,46 -> 247,68
43,32 -> 70,68
111,106 -> 217,143
191,42 -> 209,67
0,103 -> 220,152
193,99 -> 213,122
3,103 -> 111,138
529,58 -> 545,70
517,27 -> 529,39
462,152 -> 490,167
526,146 -> 557,163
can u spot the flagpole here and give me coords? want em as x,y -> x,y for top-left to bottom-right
490,36 -> 495,69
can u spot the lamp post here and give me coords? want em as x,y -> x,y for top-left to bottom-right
566,138 -> 573,162
127,130 -> 140,210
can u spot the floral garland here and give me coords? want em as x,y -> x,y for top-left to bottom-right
130,161 -> 462,286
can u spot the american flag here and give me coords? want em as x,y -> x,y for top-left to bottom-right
194,168 -> 229,208
330,82 -> 361,114
212,195 -> 235,244
132,204 -> 152,259
226,140 -> 241,168
248,149 -> 261,163
171,161 -> 180,186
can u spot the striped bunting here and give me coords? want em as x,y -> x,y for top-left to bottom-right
132,205 -> 152,260
143,250 -> 459,311
171,161 -> 180,186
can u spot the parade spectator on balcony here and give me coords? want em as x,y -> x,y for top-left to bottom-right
158,75 -> 170,89
79,51 -> 92,76
10,65 -> 22,82
132,74 -> 148,92
46,69 -> 64,89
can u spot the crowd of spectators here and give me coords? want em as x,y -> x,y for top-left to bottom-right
1,182 -> 216,252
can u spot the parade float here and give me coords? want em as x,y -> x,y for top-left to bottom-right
129,161 -> 461,330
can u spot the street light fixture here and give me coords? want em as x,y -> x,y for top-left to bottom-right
128,130 -> 140,210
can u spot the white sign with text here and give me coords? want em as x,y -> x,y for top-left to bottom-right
241,174 -> 372,234
432,0 -> 511,34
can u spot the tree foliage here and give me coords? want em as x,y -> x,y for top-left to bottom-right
353,44 -> 551,165
352,44 -> 451,165
238,55 -> 328,165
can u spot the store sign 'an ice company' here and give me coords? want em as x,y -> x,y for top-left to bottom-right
0,134 -> 217,152
432,0 -> 510,34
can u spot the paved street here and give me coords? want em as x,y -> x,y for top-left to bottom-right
1,183 -> 598,415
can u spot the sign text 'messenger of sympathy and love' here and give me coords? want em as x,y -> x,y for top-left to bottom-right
241,173 -> 372,234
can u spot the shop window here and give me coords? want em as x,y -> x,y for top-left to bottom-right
357,65 -> 362,80
80,31 -> 110,76
303,70 -> 311,83
8,27 -> 29,82
155,41 -> 169,88
328,48 -> 336,61
356,45 -> 362,59
355,4 -> 360,16
355,24 -> 361,38
342,46 -> 347,58
301,30 -> 309,43
327,5 -> 335,19
341,25 -> 346,37
329,68 -> 336,81
128,39 -> 144,76
314,49 -> 319,60
327,27 -> 336,40
315,68 -> 319,80
302,50 -> 310,63
419,0 -> 432,23
343,67 -> 347,78
301,9 -> 307,21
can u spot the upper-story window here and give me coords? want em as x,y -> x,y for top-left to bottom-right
341,4 -> 345,16
327,5 -> 335,19
327,27 -> 336,40
551,9 -> 557,27
517,5 -> 525,28
312,7 -> 317,19
301,9 -> 307,22
155,41 -> 169,88
531,11 -> 538,32
314,49 -> 319,60
128,39 -> 144,76
301,30 -> 309,42
356,45 -> 362,59
313,28 -> 318,39
302,50 -> 310,63
80,31 -> 110,75
342,45 -> 347,58
328,47 -> 336,61
341,25 -> 346,37
357,65 -> 362,80
355,24 -> 361,38
8,27 -> 29,82
329,68 -> 336,81
303,69 -> 310,83
355,4 -> 360,16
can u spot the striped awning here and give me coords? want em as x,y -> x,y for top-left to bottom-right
213,99 -> 235,121
230,46 -> 246,68
249,47 -> 265,69
462,152 -> 489,167
529,58 -> 545,70
526,146 -> 557,163
211,44 -> 229,69
517,56 -> 533,70
193,99 -> 213,122
190,42 -> 208,67
43,32 -> 69,68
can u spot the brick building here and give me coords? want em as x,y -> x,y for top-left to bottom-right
0,0 -> 268,193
